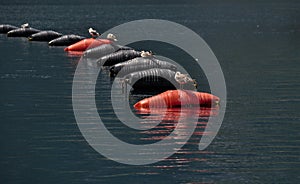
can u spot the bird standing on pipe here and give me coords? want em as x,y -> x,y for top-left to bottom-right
140,51 -> 153,58
175,71 -> 197,89
21,23 -> 30,28
106,33 -> 118,41
88,28 -> 100,38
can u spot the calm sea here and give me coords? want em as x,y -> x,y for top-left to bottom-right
0,1 -> 299,183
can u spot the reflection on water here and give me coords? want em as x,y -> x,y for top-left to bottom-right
136,107 -> 219,119
135,108 -> 219,170
136,107 -> 219,147
66,51 -> 84,58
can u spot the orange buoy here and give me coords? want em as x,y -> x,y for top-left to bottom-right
64,38 -> 112,52
134,90 -> 220,109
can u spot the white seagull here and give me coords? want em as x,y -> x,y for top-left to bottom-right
21,23 -> 30,28
174,71 -> 196,89
140,51 -> 153,57
88,28 -> 100,38
106,33 -> 117,41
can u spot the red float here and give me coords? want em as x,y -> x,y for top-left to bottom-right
64,38 -> 112,52
134,90 -> 220,109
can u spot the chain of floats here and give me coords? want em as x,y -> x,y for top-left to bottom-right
0,23 -> 197,93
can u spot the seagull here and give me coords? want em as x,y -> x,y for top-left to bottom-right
140,51 -> 153,57
88,28 -> 100,38
107,33 -> 117,41
174,71 -> 196,89
21,23 -> 30,28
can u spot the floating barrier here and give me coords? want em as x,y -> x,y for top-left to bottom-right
122,68 -> 196,91
109,57 -> 177,77
97,50 -> 141,66
28,30 -> 62,42
83,44 -> 132,58
64,38 -> 112,52
48,34 -> 85,46
0,24 -> 18,34
134,90 -> 219,109
7,27 -> 40,37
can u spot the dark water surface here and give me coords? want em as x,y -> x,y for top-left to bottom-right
0,1 -> 299,183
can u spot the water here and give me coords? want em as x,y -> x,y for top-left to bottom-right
0,1 -> 299,183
